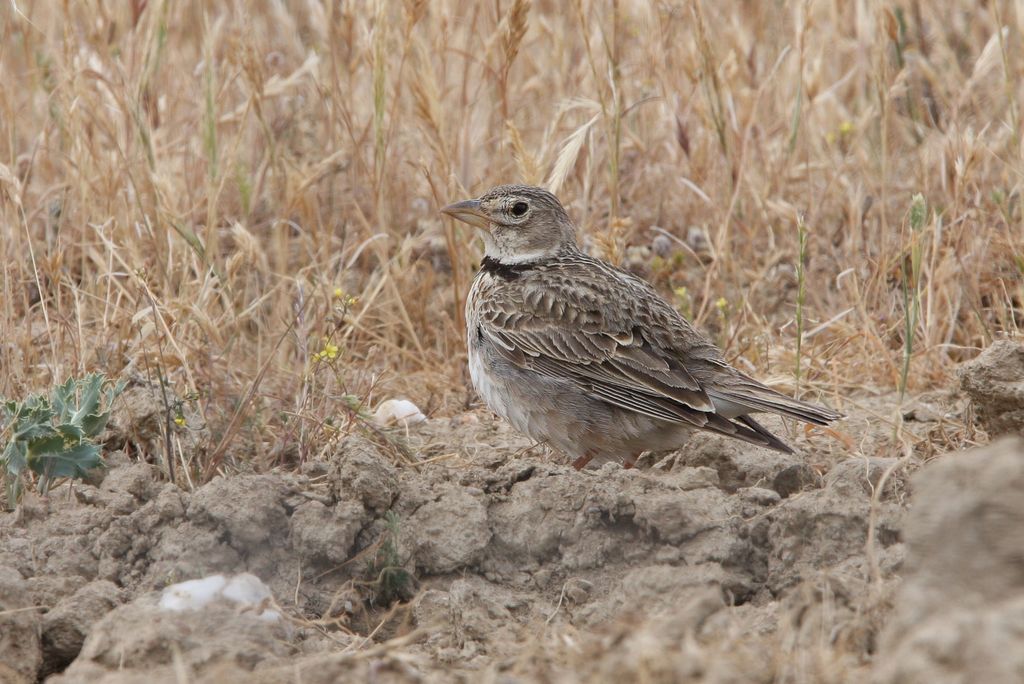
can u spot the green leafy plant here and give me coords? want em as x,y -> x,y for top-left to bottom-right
1,373 -> 126,498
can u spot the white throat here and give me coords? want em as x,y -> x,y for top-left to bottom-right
479,231 -> 557,264
487,249 -> 552,264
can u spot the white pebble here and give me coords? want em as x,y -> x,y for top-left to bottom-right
159,572 -> 280,622
372,398 -> 427,427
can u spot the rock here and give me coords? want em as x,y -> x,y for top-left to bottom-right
766,478 -> 903,594
0,401 -> 922,682
412,588 -> 451,632
371,398 -> 427,427
41,580 -> 124,677
0,566 -> 41,683
158,573 -> 281,622
187,474 -> 291,548
772,463 -> 821,498
650,232 -> 673,257
100,462 -> 163,503
412,578 -> 530,659
51,593 -> 291,683
679,433 -> 822,495
330,436 -> 399,514
25,574 -> 88,610
670,465 -> 721,490
826,457 -> 905,500
901,399 -> 945,423
577,565 -> 727,627
633,486 -> 737,547
407,486 -> 490,574
288,499 -> 365,565
958,340 -> 1024,436
738,486 -> 782,506
105,384 -> 167,459
446,577 -> 520,644
557,586 -> 751,683
485,471 -> 576,568
687,225 -> 711,255
875,437 -> 1024,683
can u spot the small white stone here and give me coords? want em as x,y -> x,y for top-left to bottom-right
159,573 -> 280,622
159,574 -> 227,612
372,398 -> 427,427
222,573 -> 272,604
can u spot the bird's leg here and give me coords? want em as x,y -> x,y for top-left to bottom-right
572,452 -> 595,470
622,452 -> 641,469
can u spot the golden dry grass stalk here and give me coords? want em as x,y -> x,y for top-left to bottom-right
1,0 -> 1021,477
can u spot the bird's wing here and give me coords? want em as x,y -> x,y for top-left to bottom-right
475,260 -> 722,428
475,258 -> 838,449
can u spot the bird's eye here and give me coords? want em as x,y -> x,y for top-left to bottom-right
510,201 -> 529,217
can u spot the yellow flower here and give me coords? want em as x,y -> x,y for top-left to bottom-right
715,296 -> 728,311
333,288 -> 358,307
313,342 -> 340,362
827,121 -> 854,146
174,415 -> 186,427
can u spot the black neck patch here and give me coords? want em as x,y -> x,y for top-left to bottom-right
480,256 -> 538,281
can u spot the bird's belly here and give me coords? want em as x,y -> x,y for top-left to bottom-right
468,341 -> 532,436
468,337 -> 691,461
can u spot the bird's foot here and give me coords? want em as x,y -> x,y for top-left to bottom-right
571,453 -> 595,470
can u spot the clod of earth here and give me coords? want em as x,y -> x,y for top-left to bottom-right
2,416 -> 912,683
875,437 -> 1024,683
958,340 -> 1024,436
0,390 -> 1016,682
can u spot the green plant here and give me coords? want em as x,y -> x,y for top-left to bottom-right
899,194 -> 927,404
794,213 -> 809,390
368,511 -> 413,605
1,373 -> 126,498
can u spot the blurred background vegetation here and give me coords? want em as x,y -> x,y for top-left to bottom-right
1,0 -> 1020,481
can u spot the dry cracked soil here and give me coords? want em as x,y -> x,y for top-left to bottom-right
2,340 -> 1024,683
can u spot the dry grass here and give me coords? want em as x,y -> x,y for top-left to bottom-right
1,0 -> 1022,483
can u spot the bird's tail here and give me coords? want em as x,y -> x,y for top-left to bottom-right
701,412 -> 796,454
706,374 -> 842,426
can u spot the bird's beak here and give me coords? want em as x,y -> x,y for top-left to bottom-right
440,198 -> 489,230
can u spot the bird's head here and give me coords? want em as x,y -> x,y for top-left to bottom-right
441,184 -> 577,263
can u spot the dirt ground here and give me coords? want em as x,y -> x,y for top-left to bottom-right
2,342 -> 1023,683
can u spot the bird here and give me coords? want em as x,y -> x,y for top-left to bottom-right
441,184 -> 840,470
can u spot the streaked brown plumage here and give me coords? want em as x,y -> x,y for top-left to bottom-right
442,184 -> 840,469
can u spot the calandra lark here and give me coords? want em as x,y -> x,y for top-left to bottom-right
442,184 -> 840,469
